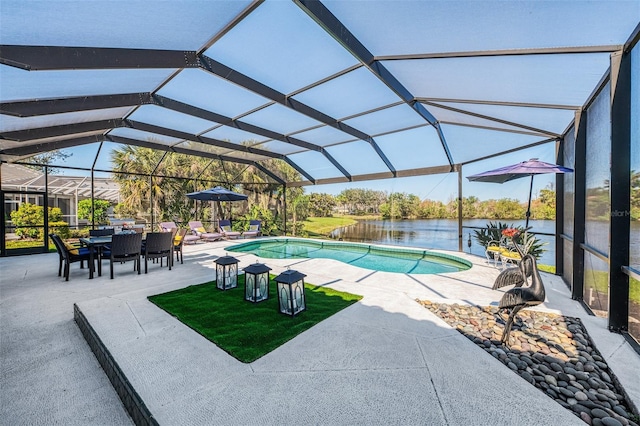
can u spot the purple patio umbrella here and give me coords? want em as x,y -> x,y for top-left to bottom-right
467,158 -> 573,227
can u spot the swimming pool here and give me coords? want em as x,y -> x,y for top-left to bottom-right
227,239 -> 471,274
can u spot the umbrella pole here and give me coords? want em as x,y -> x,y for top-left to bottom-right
525,175 -> 534,228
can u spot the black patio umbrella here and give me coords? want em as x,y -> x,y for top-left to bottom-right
186,186 -> 248,202
467,158 -> 573,228
186,186 -> 248,224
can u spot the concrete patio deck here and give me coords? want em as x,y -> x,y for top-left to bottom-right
1,239 -> 638,425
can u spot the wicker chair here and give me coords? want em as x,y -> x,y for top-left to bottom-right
109,233 -> 142,279
49,234 -> 93,281
89,228 -> 114,237
143,232 -> 173,273
173,228 -> 187,264
89,228 -> 115,260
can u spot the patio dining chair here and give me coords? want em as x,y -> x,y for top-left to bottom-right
188,220 -> 223,242
89,228 -> 114,237
143,232 -> 173,273
89,228 -> 115,260
173,228 -> 187,264
218,219 -> 242,239
49,234 -> 94,281
109,233 -> 142,279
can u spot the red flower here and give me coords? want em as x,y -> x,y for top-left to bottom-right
501,228 -> 518,238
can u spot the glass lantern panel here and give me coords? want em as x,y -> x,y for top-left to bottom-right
292,280 -> 306,314
257,273 -> 269,301
227,264 -> 238,290
245,273 -> 256,300
278,282 -> 291,315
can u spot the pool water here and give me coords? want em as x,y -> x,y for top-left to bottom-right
228,239 -> 471,274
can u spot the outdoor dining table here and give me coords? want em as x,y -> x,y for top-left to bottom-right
80,235 -> 146,279
79,236 -> 112,279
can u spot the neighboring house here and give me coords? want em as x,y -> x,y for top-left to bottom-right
1,163 -> 119,227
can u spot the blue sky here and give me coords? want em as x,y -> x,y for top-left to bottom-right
4,0 -> 630,204
305,141 -> 559,203
55,139 -> 559,203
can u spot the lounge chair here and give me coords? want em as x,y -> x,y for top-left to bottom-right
242,220 -> 261,238
485,240 -> 504,267
160,221 -> 199,244
218,219 -> 242,239
188,221 -> 223,242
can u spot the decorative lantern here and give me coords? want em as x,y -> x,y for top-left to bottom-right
244,262 -> 271,303
274,269 -> 306,316
214,255 -> 239,290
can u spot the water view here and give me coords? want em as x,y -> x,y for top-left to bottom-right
330,219 -> 640,268
331,219 -> 555,266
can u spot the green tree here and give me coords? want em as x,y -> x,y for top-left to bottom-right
337,188 -> 387,214
462,196 -> 479,218
418,199 -> 447,218
308,193 -> 336,217
530,187 -> 556,220
24,150 -> 72,174
380,192 -> 420,219
77,199 -> 112,225
111,143 -> 302,229
631,170 -> 640,221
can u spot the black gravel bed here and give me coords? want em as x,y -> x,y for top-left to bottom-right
418,301 -> 639,426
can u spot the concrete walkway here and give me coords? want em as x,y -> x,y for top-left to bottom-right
1,239 -> 638,425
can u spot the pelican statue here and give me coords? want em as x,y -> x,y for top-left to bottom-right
492,229 -> 546,345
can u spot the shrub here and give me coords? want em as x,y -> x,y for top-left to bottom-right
11,203 -> 67,240
70,227 -> 91,238
235,205 -> 279,236
473,221 -> 546,259
49,221 -> 71,239
77,199 -> 112,225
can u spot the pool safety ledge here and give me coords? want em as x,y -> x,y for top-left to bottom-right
228,238 -> 472,274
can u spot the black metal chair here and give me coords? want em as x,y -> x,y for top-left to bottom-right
143,232 -> 173,273
109,233 -> 142,279
49,234 -> 93,281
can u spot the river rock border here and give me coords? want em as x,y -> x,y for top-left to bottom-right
418,301 -> 639,426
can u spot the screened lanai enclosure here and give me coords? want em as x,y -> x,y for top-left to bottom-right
1,1 -> 639,344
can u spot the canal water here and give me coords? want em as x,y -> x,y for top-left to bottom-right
330,219 -> 556,265
329,219 -> 640,268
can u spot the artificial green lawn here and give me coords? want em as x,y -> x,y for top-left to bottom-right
148,275 -> 362,363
